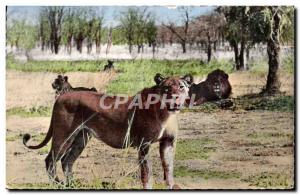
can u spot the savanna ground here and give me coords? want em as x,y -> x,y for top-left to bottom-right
6,56 -> 295,189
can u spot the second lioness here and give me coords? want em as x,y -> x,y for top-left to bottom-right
52,75 -> 97,98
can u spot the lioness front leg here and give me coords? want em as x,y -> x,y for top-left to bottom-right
159,137 -> 180,189
138,145 -> 152,189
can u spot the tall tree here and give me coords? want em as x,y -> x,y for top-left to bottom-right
42,7 -> 64,54
92,16 -> 104,54
251,6 -> 294,95
73,8 -> 89,53
38,11 -> 51,51
119,8 -> 139,53
62,8 -> 75,54
217,7 -> 252,70
7,19 -> 24,49
145,18 -> 157,48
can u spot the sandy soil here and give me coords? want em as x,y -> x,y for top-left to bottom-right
6,70 -> 294,189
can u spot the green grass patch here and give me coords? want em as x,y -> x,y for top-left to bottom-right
7,55 -> 103,73
282,54 -> 294,74
8,178 -> 167,190
6,106 -> 52,117
249,59 -> 269,76
174,166 -> 241,180
247,132 -> 294,140
175,138 -> 216,160
106,59 -> 233,95
7,56 -> 234,95
243,172 -> 294,189
234,95 -> 294,112
7,179 -> 116,190
6,134 -> 23,142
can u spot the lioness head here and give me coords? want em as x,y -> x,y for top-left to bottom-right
154,73 -> 193,112
52,75 -> 68,91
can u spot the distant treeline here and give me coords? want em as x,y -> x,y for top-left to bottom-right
7,6 -> 294,73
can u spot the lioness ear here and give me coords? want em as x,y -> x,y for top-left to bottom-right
182,74 -> 193,85
63,76 -> 68,82
154,73 -> 165,85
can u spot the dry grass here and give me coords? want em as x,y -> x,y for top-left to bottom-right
6,70 -> 117,109
228,71 -> 294,97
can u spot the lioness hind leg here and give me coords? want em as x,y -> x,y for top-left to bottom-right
138,145 -> 152,189
45,136 -> 77,184
61,129 -> 91,185
45,150 -> 60,183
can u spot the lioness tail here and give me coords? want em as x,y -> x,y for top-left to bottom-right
23,121 -> 53,149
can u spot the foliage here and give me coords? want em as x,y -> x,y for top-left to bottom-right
119,7 -> 157,53
7,20 -> 38,51
248,6 -> 294,44
6,56 -> 103,73
38,9 -> 51,50
282,54 -> 294,74
234,95 -> 294,112
243,172 -> 293,188
61,7 -> 75,46
6,106 -> 52,117
40,7 -> 64,54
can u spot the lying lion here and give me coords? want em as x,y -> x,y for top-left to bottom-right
52,75 -> 97,98
23,73 -> 192,189
187,69 -> 232,105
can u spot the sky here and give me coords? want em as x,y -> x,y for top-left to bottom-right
7,6 -> 215,26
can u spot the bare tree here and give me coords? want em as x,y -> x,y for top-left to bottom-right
163,7 -> 191,53
191,13 -> 225,62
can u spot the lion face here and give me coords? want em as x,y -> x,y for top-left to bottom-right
154,73 -> 192,112
52,75 -> 68,91
206,69 -> 231,99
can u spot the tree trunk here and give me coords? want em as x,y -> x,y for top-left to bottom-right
181,42 -> 186,53
245,46 -> 250,70
54,41 -> 59,54
207,33 -> 212,63
129,43 -> 132,53
41,38 -> 45,51
52,32 -> 60,54
76,37 -> 83,53
87,40 -> 92,54
232,42 -> 240,70
152,42 -> 156,58
213,41 -> 217,52
67,36 -> 72,54
96,40 -> 101,54
263,8 -> 281,95
138,44 -> 142,53
238,39 -> 245,70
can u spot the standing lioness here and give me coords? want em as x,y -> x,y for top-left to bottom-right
23,73 -> 192,189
